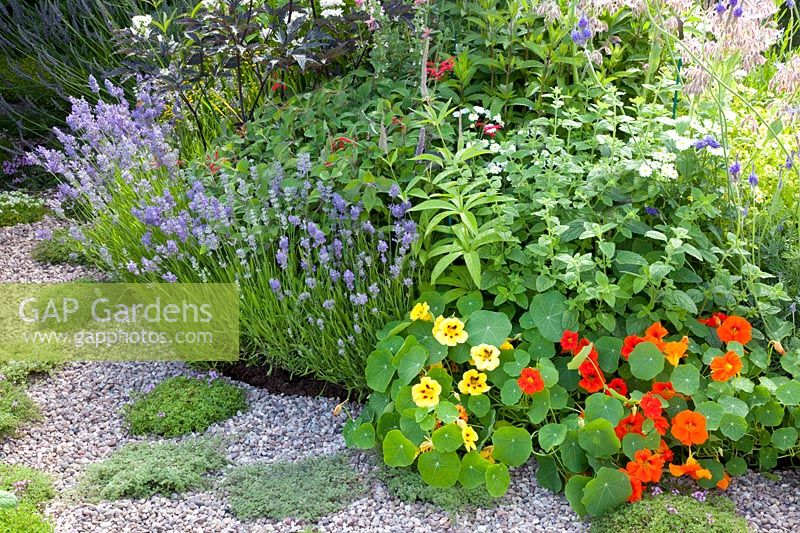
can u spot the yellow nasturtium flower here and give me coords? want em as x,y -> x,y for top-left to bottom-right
470,343 -> 501,371
480,445 -> 495,463
410,301 -> 433,322
433,316 -> 469,346
458,369 -> 490,396
499,338 -> 514,351
419,437 -> 434,454
412,376 -> 442,408
461,424 -> 478,452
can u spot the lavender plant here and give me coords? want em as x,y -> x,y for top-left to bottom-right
31,82 -> 417,391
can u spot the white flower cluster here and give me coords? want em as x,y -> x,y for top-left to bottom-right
639,150 -> 679,180
130,15 -> 153,37
321,0 -> 345,18
453,106 -> 504,126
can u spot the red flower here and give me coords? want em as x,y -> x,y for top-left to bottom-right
652,415 -> 669,436
698,312 -> 728,328
606,378 -> 628,397
578,363 -> 605,393
619,469 -> 643,503
651,382 -> 676,400
621,335 -> 644,360
483,123 -> 502,137
517,367 -> 545,395
615,412 -> 645,441
640,393 -> 663,419
716,316 -> 752,345
625,448 -> 664,484
645,322 -> 669,341
331,136 -> 356,152
656,439 -> 674,463
271,81 -> 286,91
575,338 -> 599,363
560,330 -> 579,354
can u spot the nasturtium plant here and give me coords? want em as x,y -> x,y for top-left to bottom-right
345,294 -> 800,516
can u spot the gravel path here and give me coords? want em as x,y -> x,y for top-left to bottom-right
0,209 -> 103,283
1,203 -> 799,532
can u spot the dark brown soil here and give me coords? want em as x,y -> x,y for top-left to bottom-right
218,361 -> 350,400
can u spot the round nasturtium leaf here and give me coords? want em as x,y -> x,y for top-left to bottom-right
771,427 -> 798,450
492,426 -> 533,467
464,310 -> 512,347
501,379 -> 523,406
581,467 -> 632,516
459,450 -> 490,489
718,395 -> 749,417
578,419 -> 621,457
436,401 -> 460,425
776,380 -> 800,406
594,336 -> 623,374
535,454 -> 563,492
502,349 -> 531,377
457,292 -> 484,316
695,401 -> 725,431
755,402 -> 785,427
469,394 -> 491,417
759,446 -> 779,470
418,450 -> 461,489
395,345 -> 428,385
725,456 -> 747,476
432,423 -> 464,453
0,490 -> 19,510
527,389 -> 551,424
719,414 -> 748,441
351,422 -> 376,449
670,364 -> 700,395
485,463 -> 511,497
537,357 -> 560,387
565,475 -> 592,517
560,430 -> 588,473
584,393 -> 624,426
365,348 -> 395,392
382,429 -> 418,467
696,459 -> 725,489
529,291 -> 567,342
427,367 -> 453,398
538,423 -> 568,451
628,342 -> 664,381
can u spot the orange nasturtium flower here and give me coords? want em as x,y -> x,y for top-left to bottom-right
717,472 -> 731,490
651,381 -> 677,400
639,393 -> 663,419
625,449 -> 665,484
621,335 -> 644,360
671,410 -> 708,447
643,322 -> 669,350
716,315 -> 752,345
698,312 -> 728,328
709,350 -> 743,382
615,412 -> 645,441
619,469 -> 644,503
663,336 -> 689,366
518,367 -> 545,395
669,456 -> 712,480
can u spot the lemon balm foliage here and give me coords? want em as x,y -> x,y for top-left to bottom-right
344,295 -> 800,517
0,381 -> 40,438
123,374 -> 247,437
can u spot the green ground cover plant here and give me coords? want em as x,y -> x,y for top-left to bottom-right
0,381 -> 40,438
123,375 -> 247,437
30,228 -> 86,266
378,461 -> 493,514
0,361 -> 58,385
78,440 -> 226,501
0,463 -> 55,533
223,453 -> 366,521
0,191 -> 46,226
590,490 -> 749,533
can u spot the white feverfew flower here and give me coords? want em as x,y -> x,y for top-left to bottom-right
675,136 -> 693,151
468,112 -> 479,122
320,0 -> 345,7
638,163 -> 653,177
473,106 -> 487,115
487,162 -> 506,175
131,15 -> 152,37
708,146 -> 724,157
489,142 -> 502,153
661,163 -> 678,180
322,8 -> 344,17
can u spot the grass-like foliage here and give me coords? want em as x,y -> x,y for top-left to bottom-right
0,463 -> 55,507
0,191 -> 46,227
78,440 -> 226,501
0,463 -> 55,533
123,376 -> 247,437
0,361 -> 58,385
378,464 -> 494,515
0,381 -> 40,438
224,454 -> 366,521
590,492 -> 749,533
30,228 -> 85,266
